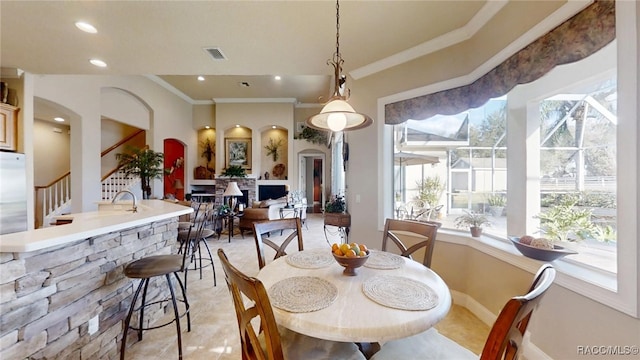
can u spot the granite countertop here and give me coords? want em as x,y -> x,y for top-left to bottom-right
0,200 -> 193,253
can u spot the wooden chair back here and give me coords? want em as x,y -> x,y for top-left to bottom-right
217,249 -> 284,360
480,264 -> 556,360
252,218 -> 304,269
381,218 -> 441,268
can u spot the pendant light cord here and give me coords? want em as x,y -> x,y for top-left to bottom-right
334,0 -> 341,64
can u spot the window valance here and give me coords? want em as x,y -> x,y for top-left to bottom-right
384,0 -> 615,125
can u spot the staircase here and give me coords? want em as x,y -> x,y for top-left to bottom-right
102,169 -> 138,200
35,129 -> 146,228
35,172 -> 72,228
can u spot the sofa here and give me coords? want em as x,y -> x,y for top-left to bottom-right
238,196 -> 288,236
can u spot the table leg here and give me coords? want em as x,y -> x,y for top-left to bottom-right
228,216 -> 233,243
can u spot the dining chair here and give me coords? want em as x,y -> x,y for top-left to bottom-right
217,249 -> 366,360
177,202 -> 217,287
371,264 -> 556,360
252,218 -> 304,269
381,218 -> 441,268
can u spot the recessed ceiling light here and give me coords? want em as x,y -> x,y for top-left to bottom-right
235,124 -> 240,128
272,125 -> 277,129
197,76 -> 205,81
89,59 -> 107,68
205,125 -> 210,129
54,117 -> 65,122
75,21 -> 97,34
274,76 -> 281,81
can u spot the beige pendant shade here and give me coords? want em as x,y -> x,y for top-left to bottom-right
307,99 -> 373,132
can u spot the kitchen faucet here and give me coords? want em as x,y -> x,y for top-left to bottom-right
112,190 -> 138,213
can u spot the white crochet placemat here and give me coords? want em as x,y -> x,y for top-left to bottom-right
364,250 -> 405,269
286,249 -> 334,269
269,276 -> 338,313
362,275 -> 438,311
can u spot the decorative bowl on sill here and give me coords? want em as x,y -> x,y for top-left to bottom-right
509,236 -> 578,261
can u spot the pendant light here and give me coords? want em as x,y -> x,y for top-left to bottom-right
306,0 -> 373,132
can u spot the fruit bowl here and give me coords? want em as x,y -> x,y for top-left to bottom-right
332,252 -> 370,276
509,236 -> 578,261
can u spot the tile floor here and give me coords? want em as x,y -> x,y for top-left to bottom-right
124,213 -> 489,359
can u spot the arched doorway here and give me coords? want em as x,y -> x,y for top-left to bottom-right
298,152 -> 325,213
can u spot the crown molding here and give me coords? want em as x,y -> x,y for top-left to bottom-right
378,0 -> 592,106
350,0 -> 508,80
212,98 -> 296,104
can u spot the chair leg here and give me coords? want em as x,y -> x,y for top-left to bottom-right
184,263 -> 190,293
137,279 -> 150,341
120,278 -> 146,360
174,271 -> 191,331
197,241 -> 204,280
164,274 -> 183,360
199,237 -> 217,286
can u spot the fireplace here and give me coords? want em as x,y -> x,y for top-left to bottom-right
215,178 -> 256,207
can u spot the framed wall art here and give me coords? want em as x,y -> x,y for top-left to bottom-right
225,138 -> 252,169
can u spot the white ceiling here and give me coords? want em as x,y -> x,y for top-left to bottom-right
0,0 -> 497,106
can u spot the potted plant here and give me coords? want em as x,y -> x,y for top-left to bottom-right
486,193 -> 506,216
221,164 -> 247,178
455,210 -> 490,237
324,195 -> 350,228
116,146 -> 165,199
416,175 -> 445,220
295,126 -> 329,146
535,195 -> 595,243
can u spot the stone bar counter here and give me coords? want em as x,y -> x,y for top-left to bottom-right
0,200 -> 192,359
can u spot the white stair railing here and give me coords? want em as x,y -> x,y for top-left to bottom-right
35,173 -> 72,227
102,169 -> 138,200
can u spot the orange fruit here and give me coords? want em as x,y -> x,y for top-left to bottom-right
333,249 -> 343,256
358,244 -> 368,253
331,243 -> 339,252
340,243 -> 351,255
345,249 -> 357,258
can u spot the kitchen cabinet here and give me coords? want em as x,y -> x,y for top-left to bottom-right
0,103 -> 19,151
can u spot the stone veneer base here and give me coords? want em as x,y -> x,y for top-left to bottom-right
0,217 -> 179,359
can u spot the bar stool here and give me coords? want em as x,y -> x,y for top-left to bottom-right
120,228 -> 197,359
177,202 -> 217,288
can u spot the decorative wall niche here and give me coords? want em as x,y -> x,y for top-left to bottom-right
261,128 -> 288,180
196,128 -> 216,179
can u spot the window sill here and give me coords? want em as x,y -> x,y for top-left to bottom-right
436,229 -> 635,317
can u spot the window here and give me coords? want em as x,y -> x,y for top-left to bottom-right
537,75 -> 617,273
393,97 -> 508,238
384,1 -> 636,317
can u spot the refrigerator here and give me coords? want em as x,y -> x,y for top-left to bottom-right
0,152 -> 28,234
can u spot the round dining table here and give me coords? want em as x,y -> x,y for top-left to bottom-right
256,249 -> 452,344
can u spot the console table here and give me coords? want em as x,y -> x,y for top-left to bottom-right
323,212 -> 350,244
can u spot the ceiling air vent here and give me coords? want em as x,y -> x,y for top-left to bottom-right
203,47 -> 227,61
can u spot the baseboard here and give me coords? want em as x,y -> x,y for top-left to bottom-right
450,290 -> 496,326
450,290 -> 553,360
